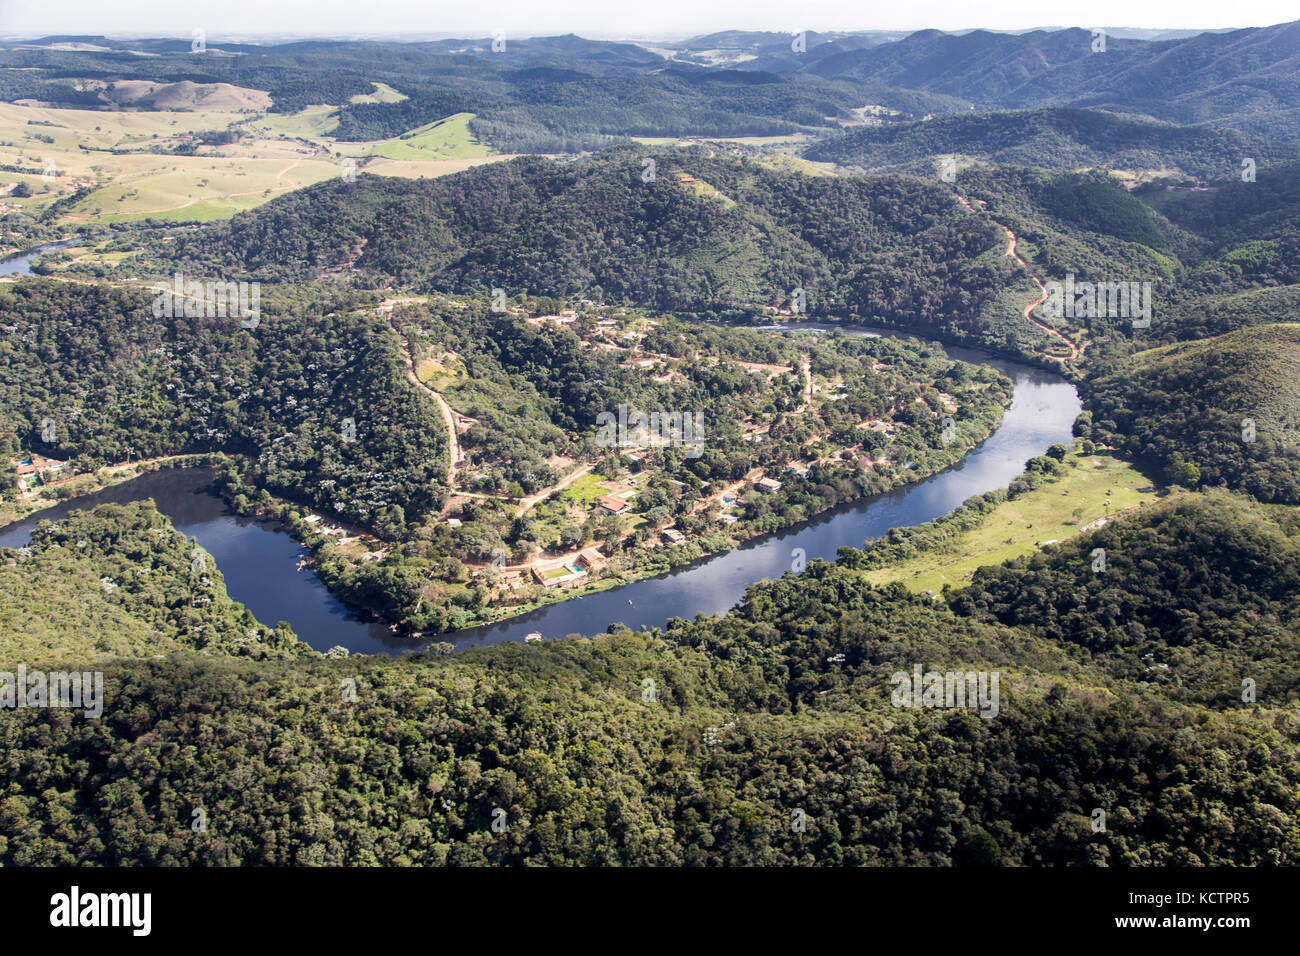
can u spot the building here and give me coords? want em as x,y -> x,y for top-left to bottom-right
754,476 -> 783,494
13,457 -> 69,491
599,494 -> 630,513
532,563 -> 586,587
577,547 -> 607,571
13,460 -> 38,490
662,528 -> 686,544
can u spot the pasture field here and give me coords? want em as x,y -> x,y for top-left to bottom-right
860,452 -> 1160,594
0,97 -> 503,226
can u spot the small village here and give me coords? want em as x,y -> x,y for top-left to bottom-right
385,299 -> 987,612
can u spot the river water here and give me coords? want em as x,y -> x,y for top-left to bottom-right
0,327 -> 1079,655
0,240 -> 78,277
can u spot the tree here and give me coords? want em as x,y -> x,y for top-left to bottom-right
1166,458 -> 1201,487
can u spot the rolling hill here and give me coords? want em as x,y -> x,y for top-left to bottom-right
805,108 -> 1300,177
1084,323 -> 1300,502
805,21 -> 1300,140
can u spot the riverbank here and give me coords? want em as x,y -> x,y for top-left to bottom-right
0,341 -> 1078,656
854,450 -> 1161,594
0,453 -> 225,527
213,384 -> 1011,639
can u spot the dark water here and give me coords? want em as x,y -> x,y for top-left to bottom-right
0,468 -> 397,652
0,240 -> 78,277
0,329 -> 1079,655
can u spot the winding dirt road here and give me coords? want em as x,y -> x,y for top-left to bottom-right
393,329 -> 464,511
955,194 -> 1081,363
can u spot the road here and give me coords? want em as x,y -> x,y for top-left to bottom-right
955,193 -> 1081,363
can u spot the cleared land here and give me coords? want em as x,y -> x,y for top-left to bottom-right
0,99 -> 506,226
860,451 -> 1160,594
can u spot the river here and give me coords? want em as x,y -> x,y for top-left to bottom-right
0,240 -> 79,277
0,327 -> 1080,655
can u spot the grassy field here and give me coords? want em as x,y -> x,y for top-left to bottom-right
367,113 -> 491,161
0,99 -> 503,227
860,451 -> 1160,594
559,472 -> 612,504
349,83 -> 408,105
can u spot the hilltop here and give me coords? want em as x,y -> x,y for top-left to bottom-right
1083,323 -> 1300,502
805,108 -> 1300,178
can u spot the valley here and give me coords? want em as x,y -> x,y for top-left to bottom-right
0,13 -> 1297,881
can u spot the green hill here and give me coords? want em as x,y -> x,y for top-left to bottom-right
0,501 -> 306,661
117,146 -> 1086,354
804,108 -> 1300,178
1084,323 -> 1300,502
1,492 -> 1296,865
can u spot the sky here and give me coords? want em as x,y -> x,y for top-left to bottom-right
0,0 -> 1296,40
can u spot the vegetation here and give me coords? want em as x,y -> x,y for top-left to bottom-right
805,108 -> 1300,178
0,501 -> 306,661
1083,324 -> 1300,504
0,492 -> 1296,865
843,450 -> 1159,593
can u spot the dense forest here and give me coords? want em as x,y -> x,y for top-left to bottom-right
1082,324 -> 1300,504
0,280 -> 447,530
805,108 -> 1300,178
3,22 -> 1300,872
0,500 -> 306,661
1,491 -> 1295,865
112,146 -> 1297,371
113,146 -> 1069,356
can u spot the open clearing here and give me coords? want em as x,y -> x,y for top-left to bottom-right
0,99 -> 506,225
860,451 -> 1160,594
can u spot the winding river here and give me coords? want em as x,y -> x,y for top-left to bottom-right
0,240 -> 78,277
0,327 -> 1080,655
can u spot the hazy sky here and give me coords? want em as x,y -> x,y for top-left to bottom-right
0,0 -> 1295,40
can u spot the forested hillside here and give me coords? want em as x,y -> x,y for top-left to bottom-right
1082,324 -> 1300,503
0,501 -> 306,660
805,108 -> 1300,177
0,280 -> 447,530
1,492 -> 1295,865
117,146 -> 1069,354
806,22 -> 1300,140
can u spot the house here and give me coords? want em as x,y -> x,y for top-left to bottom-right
785,464 -> 810,477
445,518 -> 462,528
13,460 -> 38,490
599,494 -> 630,513
532,563 -> 586,587
754,477 -> 783,494
13,456 -> 69,490
577,547 -> 607,570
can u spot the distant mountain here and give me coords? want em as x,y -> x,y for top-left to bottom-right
671,29 -> 905,71
805,21 -> 1300,140
3,23 -> 1297,146
805,108 -> 1300,177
